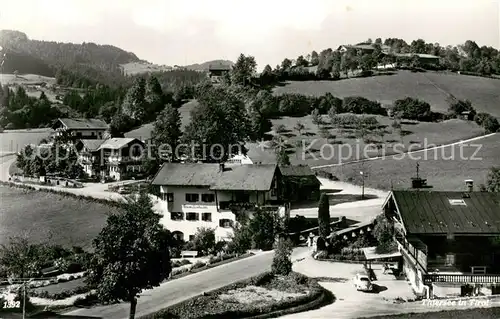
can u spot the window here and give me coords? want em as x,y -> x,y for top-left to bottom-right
271,188 -> 276,196
186,212 -> 199,221
202,213 -> 212,222
201,194 -> 215,202
219,219 -> 233,228
185,193 -> 199,202
170,212 -> 183,221
161,193 -> 174,202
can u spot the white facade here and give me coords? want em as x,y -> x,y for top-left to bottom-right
226,153 -> 253,164
54,129 -> 105,140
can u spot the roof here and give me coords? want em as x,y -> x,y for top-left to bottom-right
279,165 -> 315,177
390,191 -> 500,235
97,138 -> 141,150
52,118 -> 108,130
394,53 -> 440,59
79,139 -> 105,151
151,163 -> 278,191
208,64 -> 231,71
362,246 -> 402,260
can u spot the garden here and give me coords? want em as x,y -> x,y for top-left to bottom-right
142,239 -> 333,319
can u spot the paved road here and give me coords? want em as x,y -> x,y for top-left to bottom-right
65,248 -> 310,319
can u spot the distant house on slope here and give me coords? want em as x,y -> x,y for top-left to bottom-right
208,63 -> 231,84
97,138 -> 145,180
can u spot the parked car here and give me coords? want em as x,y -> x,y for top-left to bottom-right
353,273 -> 373,292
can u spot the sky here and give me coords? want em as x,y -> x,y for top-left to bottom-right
1,0 -> 499,70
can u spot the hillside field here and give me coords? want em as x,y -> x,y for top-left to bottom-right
120,62 -> 174,75
0,73 -> 59,102
273,70 -> 500,118
319,133 -> 500,191
267,115 -> 486,167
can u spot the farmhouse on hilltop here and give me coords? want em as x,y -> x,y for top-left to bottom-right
51,118 -> 108,141
151,162 -> 287,241
208,63 -> 231,84
383,188 -> 500,298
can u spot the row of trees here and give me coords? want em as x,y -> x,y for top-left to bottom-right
276,38 -> 500,80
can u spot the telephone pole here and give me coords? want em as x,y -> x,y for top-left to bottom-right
360,171 -> 365,199
6,277 -> 36,319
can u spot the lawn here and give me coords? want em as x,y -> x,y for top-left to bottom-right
319,133 -> 500,191
0,128 -> 52,153
365,307 -> 500,319
0,185 -> 118,250
273,70 -> 500,117
258,114 -> 486,167
124,99 -> 199,140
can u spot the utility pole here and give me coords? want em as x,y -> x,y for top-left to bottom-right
6,277 -> 35,318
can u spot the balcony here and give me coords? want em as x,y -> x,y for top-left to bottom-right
219,201 -> 257,210
105,156 -> 141,164
423,273 -> 500,285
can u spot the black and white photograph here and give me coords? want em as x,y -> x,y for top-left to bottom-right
0,0 -> 499,318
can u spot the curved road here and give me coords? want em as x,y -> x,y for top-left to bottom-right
65,248 -> 309,319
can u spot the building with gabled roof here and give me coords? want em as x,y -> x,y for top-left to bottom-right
382,187 -> 500,298
279,165 -> 321,202
151,162 -> 286,241
51,118 -> 108,141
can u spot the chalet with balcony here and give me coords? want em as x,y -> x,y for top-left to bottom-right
279,165 -> 321,203
151,162 -> 286,242
383,189 -> 500,298
208,63 -> 231,84
51,118 -> 108,142
75,139 -> 105,177
96,138 -> 145,180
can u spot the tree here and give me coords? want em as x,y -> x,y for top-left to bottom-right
271,238 -> 293,276
447,97 -> 476,120
486,167 -> 500,192
109,112 -> 136,137
151,104 -> 182,162
311,108 -> 321,125
248,209 -> 284,250
183,85 -> 249,162
192,227 -> 216,256
294,120 -> 305,136
281,58 -> 292,71
145,76 -> 166,116
318,194 -> 330,238
227,224 -> 252,255
310,51 -> 319,66
373,214 -> 397,254
260,64 -> 275,86
276,147 -> 291,166
274,124 -> 286,134
320,126 -> 330,141
296,55 -> 308,67
86,192 -> 171,319
231,54 -> 257,86
0,236 -> 41,279
483,116 -> 500,133
122,77 -> 147,122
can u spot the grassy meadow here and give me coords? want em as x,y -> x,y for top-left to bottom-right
273,70 -> 500,117
260,114 -> 486,167
320,133 -> 500,191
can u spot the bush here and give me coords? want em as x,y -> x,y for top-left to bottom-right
393,97 -> 432,121
190,261 -> 206,271
73,293 -> 99,307
30,286 -> 91,300
343,96 -> 387,116
315,170 -> 338,181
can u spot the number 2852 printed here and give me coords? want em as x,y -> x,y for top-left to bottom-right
4,300 -> 20,308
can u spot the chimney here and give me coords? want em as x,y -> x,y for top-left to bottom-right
219,163 -> 225,172
465,179 -> 473,192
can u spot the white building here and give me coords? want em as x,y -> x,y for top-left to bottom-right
151,162 -> 286,242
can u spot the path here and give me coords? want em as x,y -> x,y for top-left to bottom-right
65,247 -> 311,319
291,177 -> 388,223
311,132 -> 497,169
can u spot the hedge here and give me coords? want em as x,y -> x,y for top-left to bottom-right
30,286 -> 91,300
139,272 -> 334,319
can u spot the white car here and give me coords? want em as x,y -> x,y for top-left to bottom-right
353,273 -> 373,291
